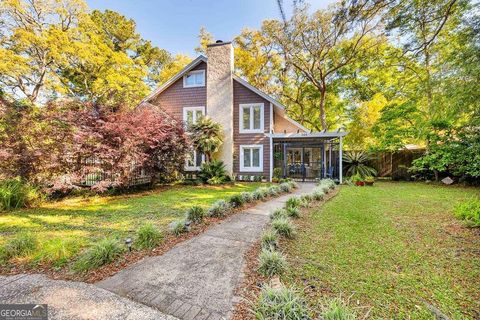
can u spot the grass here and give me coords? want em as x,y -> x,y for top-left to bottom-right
0,182 -> 264,267
283,181 -> 480,319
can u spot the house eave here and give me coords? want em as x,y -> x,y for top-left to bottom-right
267,131 -> 348,139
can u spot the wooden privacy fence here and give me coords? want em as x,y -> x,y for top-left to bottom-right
367,149 -> 425,178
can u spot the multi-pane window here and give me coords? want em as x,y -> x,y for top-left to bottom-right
185,150 -> 204,171
240,145 -> 263,172
183,70 -> 205,88
240,103 -> 264,133
183,106 -> 205,127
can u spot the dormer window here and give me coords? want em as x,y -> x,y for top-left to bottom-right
183,70 -> 205,88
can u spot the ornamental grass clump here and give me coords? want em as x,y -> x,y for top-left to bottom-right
186,206 -> 205,223
257,187 -> 270,199
321,297 -> 357,320
241,192 -> 254,203
73,238 -> 123,272
270,208 -> 288,220
286,206 -> 300,219
208,199 -> 230,217
229,194 -> 245,208
0,178 -> 41,210
279,182 -> 292,193
252,190 -> 264,201
312,188 -> 325,201
2,233 -> 38,260
261,230 -> 278,251
258,248 -> 288,277
254,285 -> 310,320
286,197 -> 302,210
454,198 -> 480,227
171,219 -> 188,236
136,223 -> 163,249
267,186 -> 281,196
272,217 -> 296,239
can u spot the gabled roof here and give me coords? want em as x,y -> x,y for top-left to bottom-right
139,55 -> 207,105
140,55 -> 310,133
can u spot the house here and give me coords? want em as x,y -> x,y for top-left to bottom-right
140,40 -> 346,183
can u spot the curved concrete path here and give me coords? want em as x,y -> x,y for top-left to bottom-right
97,183 -> 315,320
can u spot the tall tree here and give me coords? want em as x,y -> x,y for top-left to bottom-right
271,0 -> 388,130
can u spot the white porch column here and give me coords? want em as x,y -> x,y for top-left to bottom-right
339,136 -> 343,184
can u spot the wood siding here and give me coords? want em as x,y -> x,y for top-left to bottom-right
150,62 -> 207,122
233,79 -> 271,179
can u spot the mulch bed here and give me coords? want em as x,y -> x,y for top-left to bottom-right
230,187 -> 341,320
0,193 -> 282,283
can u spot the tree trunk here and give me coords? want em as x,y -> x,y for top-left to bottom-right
319,86 -> 328,130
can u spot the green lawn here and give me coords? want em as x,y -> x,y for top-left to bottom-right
283,182 -> 480,319
0,182 -> 264,267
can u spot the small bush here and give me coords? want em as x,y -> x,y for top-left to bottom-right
454,199 -> 480,227
286,206 -> 300,218
258,248 -> 288,277
301,194 -> 314,204
257,187 -> 270,199
272,217 -> 295,239
229,194 -> 245,208
0,178 -> 41,210
198,160 -> 229,184
270,208 -> 288,220
73,238 -> 123,272
186,206 -> 205,223
171,219 -> 188,236
252,190 -> 265,201
261,230 -> 278,250
3,233 -> 38,259
208,199 -> 230,217
241,192 -> 254,203
136,223 -> 163,249
207,176 -> 225,185
286,197 -> 301,209
34,238 -> 80,268
255,285 -> 310,320
321,297 -> 356,320
273,168 -> 282,179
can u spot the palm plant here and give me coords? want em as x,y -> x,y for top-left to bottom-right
343,151 -> 377,178
189,117 -> 223,162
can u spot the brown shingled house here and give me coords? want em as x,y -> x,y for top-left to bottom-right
140,41 -> 346,183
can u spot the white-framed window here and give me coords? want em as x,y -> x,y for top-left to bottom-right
240,145 -> 264,172
183,106 -> 205,127
185,150 -> 205,171
239,103 -> 264,133
183,70 -> 205,88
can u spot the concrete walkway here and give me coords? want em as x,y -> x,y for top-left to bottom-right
0,274 -> 177,320
97,183 -> 315,320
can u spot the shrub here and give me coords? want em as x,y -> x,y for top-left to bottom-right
270,208 -> 288,220
301,194 -> 314,203
261,230 -> 278,250
34,238 -> 80,268
241,192 -> 254,203
207,176 -> 225,185
255,285 -> 310,320
171,219 -> 188,236
343,151 -> 377,178
321,297 -> 356,320
186,206 -> 205,223
272,217 -> 295,238
198,160 -> 229,184
258,249 -> 288,277
0,178 -> 41,210
3,233 -> 38,259
286,206 -> 300,218
208,199 -> 230,217
229,194 -> 245,208
136,223 -> 163,249
286,197 -> 301,209
273,168 -> 282,179
73,238 -> 123,272
454,199 -> 480,227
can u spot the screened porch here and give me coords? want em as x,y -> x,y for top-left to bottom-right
270,132 -> 346,183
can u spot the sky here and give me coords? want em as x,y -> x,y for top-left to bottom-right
86,0 -> 336,56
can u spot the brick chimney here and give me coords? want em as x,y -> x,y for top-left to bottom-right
206,40 -> 234,174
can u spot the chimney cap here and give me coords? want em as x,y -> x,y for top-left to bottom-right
207,40 -> 232,48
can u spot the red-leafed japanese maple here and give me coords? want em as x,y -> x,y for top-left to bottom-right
0,97 -> 189,193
